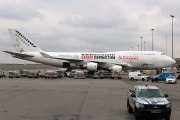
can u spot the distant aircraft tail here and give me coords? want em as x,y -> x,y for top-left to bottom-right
8,28 -> 43,52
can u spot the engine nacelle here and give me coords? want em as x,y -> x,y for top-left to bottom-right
109,65 -> 122,72
83,62 -> 97,71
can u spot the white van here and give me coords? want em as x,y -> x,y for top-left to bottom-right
129,72 -> 150,81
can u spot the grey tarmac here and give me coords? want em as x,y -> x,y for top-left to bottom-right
0,77 -> 179,120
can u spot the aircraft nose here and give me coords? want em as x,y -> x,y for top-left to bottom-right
171,59 -> 176,64
166,57 -> 176,66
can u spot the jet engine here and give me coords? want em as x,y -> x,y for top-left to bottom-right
83,62 -> 97,71
109,65 -> 122,72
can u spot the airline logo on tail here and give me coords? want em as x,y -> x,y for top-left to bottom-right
15,30 -> 36,47
8,28 -> 43,52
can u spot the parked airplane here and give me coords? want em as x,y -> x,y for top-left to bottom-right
4,28 -> 176,72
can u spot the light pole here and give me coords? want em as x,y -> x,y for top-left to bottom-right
170,15 -> 174,58
144,41 -> 146,51
141,37 -> 143,51
151,29 -> 154,51
166,36 -> 167,55
132,47 -> 133,51
137,45 -> 139,51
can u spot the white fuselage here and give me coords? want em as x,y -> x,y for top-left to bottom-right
16,51 -> 175,70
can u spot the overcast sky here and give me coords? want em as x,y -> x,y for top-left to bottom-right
0,0 -> 180,63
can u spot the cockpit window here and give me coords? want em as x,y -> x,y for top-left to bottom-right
161,52 -> 165,55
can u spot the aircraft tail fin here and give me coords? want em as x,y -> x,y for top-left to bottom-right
8,28 -> 43,52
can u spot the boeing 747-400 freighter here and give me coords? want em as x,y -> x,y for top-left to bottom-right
4,28 -> 176,72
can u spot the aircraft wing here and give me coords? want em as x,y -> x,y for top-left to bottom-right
3,51 -> 34,57
40,52 -> 84,62
40,52 -> 129,67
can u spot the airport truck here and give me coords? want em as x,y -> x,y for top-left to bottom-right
93,70 -> 122,79
8,71 -> 20,78
129,72 -> 150,81
39,69 -> 45,77
19,69 -> 28,77
127,85 -> 171,120
44,70 -> 57,79
152,72 -> 175,82
0,70 -> 6,78
27,71 -> 39,78
176,71 -> 180,79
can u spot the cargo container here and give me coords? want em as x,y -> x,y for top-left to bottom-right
44,70 -> 57,79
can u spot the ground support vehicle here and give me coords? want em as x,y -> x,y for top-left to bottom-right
93,71 -> 104,79
93,70 -> 120,79
69,70 -> 76,78
8,71 -> 20,78
112,72 -> 122,79
127,85 -> 171,120
33,72 -> 39,78
162,67 -> 179,79
27,71 -> 39,78
165,76 -> 177,84
101,71 -> 112,78
55,70 -> 64,78
39,69 -> 45,77
74,71 -> 85,79
129,72 -> 150,81
0,70 -> 6,78
85,71 -> 94,78
19,69 -> 28,77
152,72 -> 175,82
44,70 -> 57,79
176,71 -> 180,79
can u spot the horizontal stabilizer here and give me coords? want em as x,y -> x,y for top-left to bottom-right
3,51 -> 34,57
